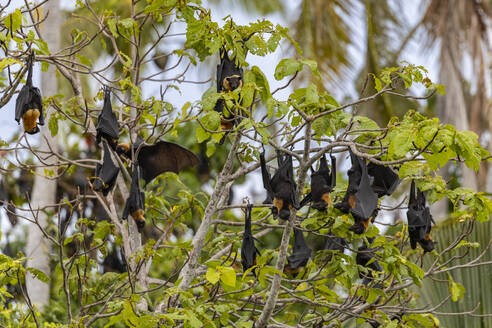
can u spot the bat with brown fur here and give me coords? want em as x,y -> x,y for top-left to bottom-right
300,154 -> 336,211
407,181 -> 435,253
284,228 -> 312,275
260,151 -> 300,220
214,48 -> 244,144
241,204 -> 261,275
122,166 -> 146,231
15,54 -> 44,135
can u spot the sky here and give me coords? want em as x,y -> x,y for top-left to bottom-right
0,0 -> 442,237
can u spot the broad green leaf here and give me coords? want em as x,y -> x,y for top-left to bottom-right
206,267 -> 220,284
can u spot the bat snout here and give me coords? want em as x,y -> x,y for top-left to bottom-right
223,76 -> 243,91
116,143 -> 130,155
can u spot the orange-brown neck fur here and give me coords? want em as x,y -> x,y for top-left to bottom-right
22,108 -> 40,134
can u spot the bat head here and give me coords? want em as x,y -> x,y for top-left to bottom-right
25,125 -> 40,135
223,75 -> 243,91
91,175 -> 104,192
116,143 -> 130,156
420,234 -> 435,253
22,108 -> 41,134
349,219 -> 369,234
132,209 -> 145,231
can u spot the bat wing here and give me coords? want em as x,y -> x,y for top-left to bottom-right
367,162 -> 400,197
138,141 -> 199,184
329,155 -> 336,189
299,192 -> 312,208
96,90 -> 119,143
324,235 -> 347,253
285,155 -> 300,209
350,160 -> 378,220
260,152 -> 274,202
216,62 -> 222,92
288,229 -> 311,268
100,143 -> 120,195
15,85 -> 30,123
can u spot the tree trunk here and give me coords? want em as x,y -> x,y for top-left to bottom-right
25,0 -> 61,309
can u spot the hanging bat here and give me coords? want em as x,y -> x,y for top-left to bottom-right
335,151 -> 378,234
260,151 -> 300,220
214,49 -> 244,143
122,166 -> 146,231
102,246 -> 127,273
335,150 -> 363,213
323,234 -> 347,253
96,88 -> 119,148
241,204 -> 261,275
117,137 -> 199,185
284,228 -> 312,275
407,181 -> 435,253
15,55 -> 44,134
90,142 -> 120,196
300,154 -> 336,211
356,240 -> 382,286
367,162 -> 400,198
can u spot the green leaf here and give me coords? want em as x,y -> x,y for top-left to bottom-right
218,266 -> 236,287
206,267 -> 220,284
388,126 -> 413,158
196,126 -> 209,143
48,114 -> 59,137
274,58 -> 302,80
448,280 -> 466,302
26,267 -> 49,283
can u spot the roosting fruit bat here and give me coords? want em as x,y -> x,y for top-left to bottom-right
214,49 -> 244,143
117,137 -> 199,185
300,154 -> 336,211
323,234 -> 347,253
103,246 -> 127,273
96,88 -> 119,148
335,151 -> 378,234
284,228 -> 312,275
122,166 -> 146,231
407,181 -> 435,253
260,151 -> 300,220
15,55 -> 44,134
367,162 -> 400,198
241,204 -> 261,275
356,239 -> 382,286
90,142 -> 120,196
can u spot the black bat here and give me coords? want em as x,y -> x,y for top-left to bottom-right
241,204 -> 261,275
335,151 -> 378,234
117,137 -> 200,185
407,181 -> 435,253
15,54 -> 44,135
260,151 -> 300,220
96,88 -> 119,148
214,49 -> 244,143
300,154 -> 336,211
102,246 -> 127,273
367,162 -> 400,198
323,234 -> 347,253
90,142 -> 120,196
122,166 -> 146,231
284,228 -> 312,275
356,240 -> 382,286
